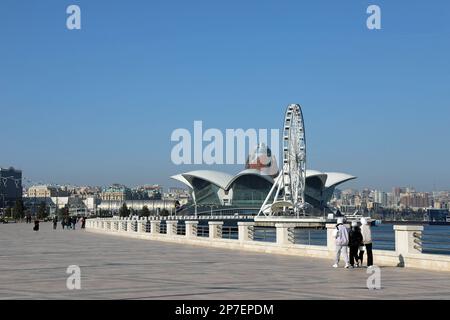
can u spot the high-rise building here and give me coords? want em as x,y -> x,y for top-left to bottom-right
0,167 -> 22,209
400,192 -> 431,209
374,190 -> 388,207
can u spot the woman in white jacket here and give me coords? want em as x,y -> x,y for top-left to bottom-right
333,218 -> 350,269
360,218 -> 374,267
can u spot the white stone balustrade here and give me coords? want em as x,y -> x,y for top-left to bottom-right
150,220 -> 160,234
238,222 -> 255,242
166,220 -> 178,236
275,223 -> 296,245
137,219 -> 146,233
185,221 -> 199,239
209,221 -> 223,239
85,218 -> 450,272
127,220 -> 134,233
394,225 -> 424,255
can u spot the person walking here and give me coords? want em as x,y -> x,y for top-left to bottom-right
360,217 -> 374,268
53,216 -> 58,230
81,217 -> 86,229
72,216 -> 76,230
348,221 -> 363,268
333,217 -> 350,269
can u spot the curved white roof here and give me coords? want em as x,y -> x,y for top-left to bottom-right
172,169 -> 356,191
225,169 -> 274,190
171,174 -> 193,189
324,172 -> 357,188
173,170 -> 234,190
305,170 -> 328,186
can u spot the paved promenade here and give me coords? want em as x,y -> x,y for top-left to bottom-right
1,222 -> 450,300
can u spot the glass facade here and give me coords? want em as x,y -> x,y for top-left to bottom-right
191,178 -> 221,205
230,175 -> 273,207
0,167 -> 22,208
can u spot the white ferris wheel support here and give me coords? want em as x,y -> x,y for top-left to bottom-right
257,104 -> 307,217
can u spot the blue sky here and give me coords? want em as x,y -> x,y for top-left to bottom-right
1,0 -> 449,191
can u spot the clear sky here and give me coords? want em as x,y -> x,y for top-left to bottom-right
1,0 -> 449,192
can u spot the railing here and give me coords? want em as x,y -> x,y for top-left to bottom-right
88,219 -> 450,258
197,225 -> 209,238
369,234 -> 396,251
421,232 -> 450,255
177,224 -> 186,236
288,228 -> 295,244
413,231 -> 423,252
248,225 -> 255,241
253,227 -> 276,243
216,225 -> 223,238
293,229 -> 326,246
222,226 -> 238,240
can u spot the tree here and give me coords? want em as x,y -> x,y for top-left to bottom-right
99,209 -> 111,217
119,203 -> 130,217
160,209 -> 169,217
59,205 -> 69,218
13,199 -> 25,220
5,207 -> 12,218
141,206 -> 150,217
37,201 -> 48,220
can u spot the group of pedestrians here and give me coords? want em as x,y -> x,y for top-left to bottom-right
31,216 -> 86,232
333,217 -> 374,269
57,216 -> 86,230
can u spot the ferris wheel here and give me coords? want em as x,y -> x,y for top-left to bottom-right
258,104 -> 307,216
282,104 -> 307,213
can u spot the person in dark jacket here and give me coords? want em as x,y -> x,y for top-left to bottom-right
348,221 -> 363,268
53,216 -> 58,230
65,217 -> 71,230
81,217 -> 86,229
33,219 -> 40,231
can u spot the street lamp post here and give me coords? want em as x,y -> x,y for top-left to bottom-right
194,203 -> 198,219
0,193 -> 4,216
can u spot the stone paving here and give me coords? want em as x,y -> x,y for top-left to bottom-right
1,222 -> 450,300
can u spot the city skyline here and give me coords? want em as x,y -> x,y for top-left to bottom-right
10,174 -> 450,195
1,1 -> 450,190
